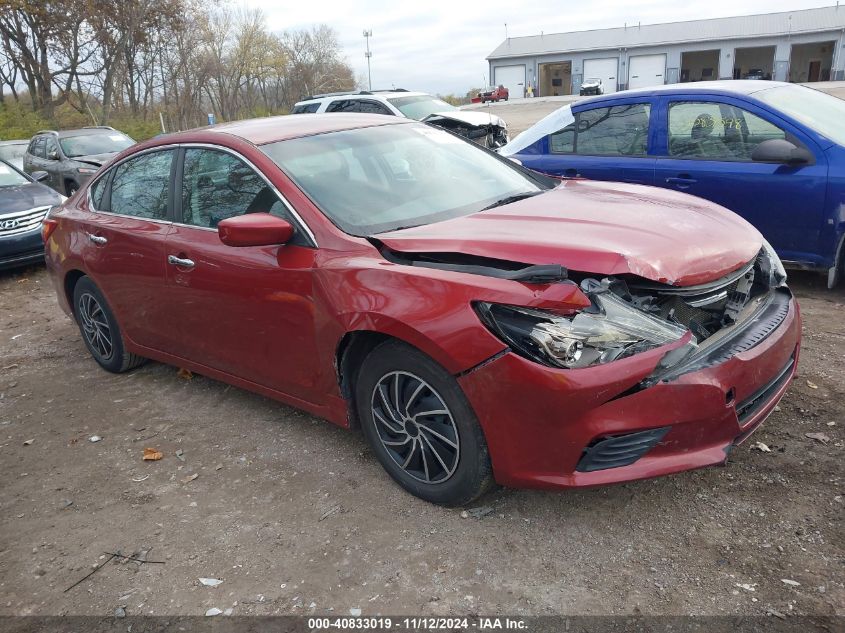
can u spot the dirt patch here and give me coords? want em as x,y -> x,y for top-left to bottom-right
0,266 -> 842,617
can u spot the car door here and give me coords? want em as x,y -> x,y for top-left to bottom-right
523,99 -> 657,185
653,96 -> 828,264
79,149 -> 175,351
25,136 -> 47,177
163,146 -> 322,402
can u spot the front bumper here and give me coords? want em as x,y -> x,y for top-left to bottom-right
0,227 -> 45,270
459,289 -> 800,489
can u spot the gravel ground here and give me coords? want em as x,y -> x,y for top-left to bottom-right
0,264 -> 842,619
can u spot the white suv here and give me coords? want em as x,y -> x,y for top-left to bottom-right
292,90 -> 509,149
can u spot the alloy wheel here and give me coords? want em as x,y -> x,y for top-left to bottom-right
78,292 -> 113,360
370,371 -> 460,484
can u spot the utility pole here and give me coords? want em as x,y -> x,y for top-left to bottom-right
363,29 -> 373,90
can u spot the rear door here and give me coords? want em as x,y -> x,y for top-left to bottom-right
25,136 -> 47,177
653,95 -> 828,264
79,149 -> 175,350
162,146 -> 322,401
523,98 -> 657,185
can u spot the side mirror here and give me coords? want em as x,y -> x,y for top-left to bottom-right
218,213 -> 294,247
751,139 -> 812,165
47,150 -> 59,161
32,171 -> 49,182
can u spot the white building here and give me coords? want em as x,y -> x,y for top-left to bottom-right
487,6 -> 845,99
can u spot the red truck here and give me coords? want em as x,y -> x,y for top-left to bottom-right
479,85 -> 509,103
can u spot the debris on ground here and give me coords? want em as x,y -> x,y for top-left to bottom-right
89,435 -> 102,443
199,578 -> 223,587
349,608 -> 362,616
177,368 -> 194,380
131,475 -> 149,482
181,473 -> 198,484
806,380 -> 819,389
754,442 -> 772,452
114,606 -> 126,618
22,439 -> 33,445
805,432 -> 831,444
143,447 -> 163,461
781,579 -> 801,587
205,607 -> 222,616
175,449 -> 185,461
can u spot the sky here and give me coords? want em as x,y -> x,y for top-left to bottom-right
246,1 -> 837,95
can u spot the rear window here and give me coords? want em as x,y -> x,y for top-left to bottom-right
292,103 -> 320,114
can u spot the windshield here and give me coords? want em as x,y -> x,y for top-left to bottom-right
59,132 -> 134,158
387,95 -> 456,120
0,161 -> 29,187
0,143 -> 26,163
261,123 -> 548,235
755,84 -> 845,146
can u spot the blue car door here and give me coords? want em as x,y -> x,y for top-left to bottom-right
653,95 -> 828,267
518,97 -> 657,186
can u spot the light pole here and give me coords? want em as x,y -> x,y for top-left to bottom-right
363,29 -> 373,90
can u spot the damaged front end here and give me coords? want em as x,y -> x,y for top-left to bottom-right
475,241 -> 790,378
423,115 -> 509,149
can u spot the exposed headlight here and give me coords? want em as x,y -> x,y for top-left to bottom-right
476,284 -> 691,369
77,167 -> 98,174
759,239 -> 787,287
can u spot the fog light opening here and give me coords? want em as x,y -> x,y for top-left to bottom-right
725,387 -> 736,406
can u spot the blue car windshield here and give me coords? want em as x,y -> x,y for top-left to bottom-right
755,85 -> 845,146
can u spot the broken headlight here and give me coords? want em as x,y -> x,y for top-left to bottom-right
475,288 -> 690,369
759,239 -> 787,288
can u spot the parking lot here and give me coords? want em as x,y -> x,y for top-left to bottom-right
0,263 -> 842,617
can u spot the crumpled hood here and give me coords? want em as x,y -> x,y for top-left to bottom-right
0,182 -> 62,215
376,179 -> 763,287
423,110 -> 506,129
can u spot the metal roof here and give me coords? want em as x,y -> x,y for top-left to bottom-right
488,5 -> 845,60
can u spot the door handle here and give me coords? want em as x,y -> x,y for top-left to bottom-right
88,233 -> 107,245
665,176 -> 697,189
167,255 -> 195,269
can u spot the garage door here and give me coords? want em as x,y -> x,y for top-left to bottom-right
494,65 -> 525,99
628,54 -> 666,90
583,57 -> 618,94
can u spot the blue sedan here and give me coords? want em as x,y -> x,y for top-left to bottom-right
502,81 -> 845,287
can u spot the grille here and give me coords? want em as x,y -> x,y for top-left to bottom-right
0,206 -> 51,238
575,427 -> 670,472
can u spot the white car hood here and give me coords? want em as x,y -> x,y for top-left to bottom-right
423,110 -> 506,128
499,104 -> 574,156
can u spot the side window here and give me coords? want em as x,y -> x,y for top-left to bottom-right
181,149 -> 291,229
31,136 -> 46,158
292,103 -> 319,114
668,101 -> 787,161
90,175 -> 108,209
109,150 -> 173,220
576,104 -> 651,156
358,100 -> 393,115
44,136 -> 60,159
549,104 -> 650,156
550,123 -> 575,153
327,100 -> 361,113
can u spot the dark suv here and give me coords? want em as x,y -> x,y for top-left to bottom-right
23,127 -> 134,196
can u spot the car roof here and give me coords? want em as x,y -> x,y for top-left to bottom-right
161,113 -> 412,146
575,80 -> 791,106
296,91 -> 428,105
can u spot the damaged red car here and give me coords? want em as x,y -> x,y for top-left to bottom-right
42,114 -> 800,506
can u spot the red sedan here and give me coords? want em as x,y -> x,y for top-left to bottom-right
41,114 -> 800,506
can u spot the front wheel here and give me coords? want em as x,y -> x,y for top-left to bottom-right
355,340 -> 495,506
72,276 -> 146,373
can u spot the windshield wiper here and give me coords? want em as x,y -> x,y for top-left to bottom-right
480,191 -> 541,211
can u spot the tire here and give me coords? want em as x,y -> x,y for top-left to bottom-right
72,276 -> 146,373
65,181 -> 79,197
355,340 -> 495,506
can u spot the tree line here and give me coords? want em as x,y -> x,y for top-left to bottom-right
0,0 -> 356,140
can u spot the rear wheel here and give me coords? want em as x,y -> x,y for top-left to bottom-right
72,276 -> 145,373
355,340 -> 495,506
